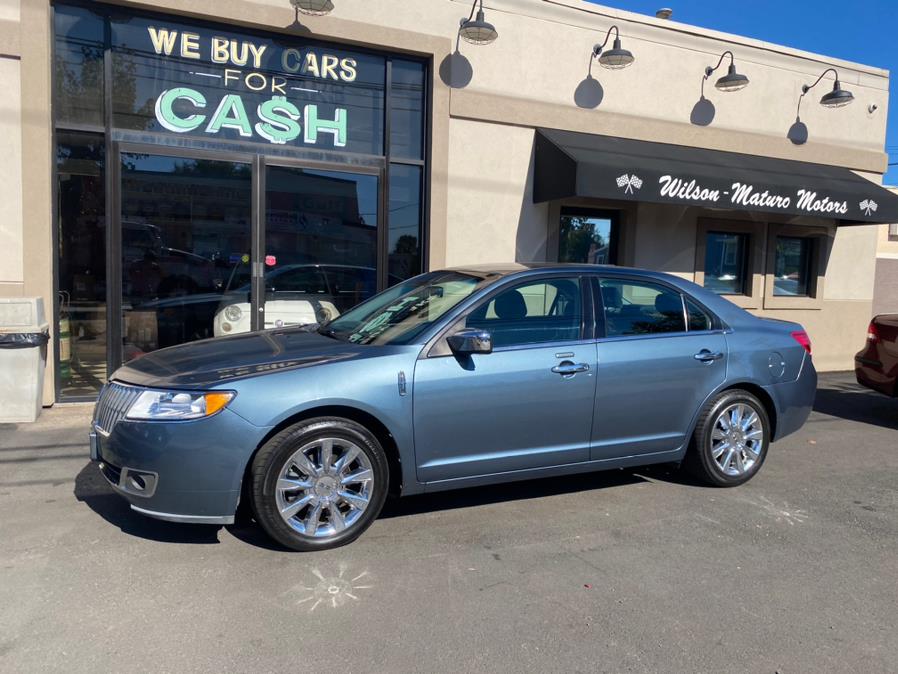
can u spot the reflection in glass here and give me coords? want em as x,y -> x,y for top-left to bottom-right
220,166 -> 379,336
54,4 -> 105,126
324,272 -> 490,346
773,236 -> 812,296
559,211 -> 614,264
703,231 -> 748,295
120,154 -> 252,359
600,279 -> 686,336
57,132 -> 106,397
388,164 -> 423,284
390,60 -> 425,160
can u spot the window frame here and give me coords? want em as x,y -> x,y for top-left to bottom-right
694,218 -> 766,310
591,275 -> 723,341
762,224 -> 830,310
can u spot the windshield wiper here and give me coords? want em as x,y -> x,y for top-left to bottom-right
316,325 -> 341,340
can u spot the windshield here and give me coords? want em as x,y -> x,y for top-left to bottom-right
321,271 -> 494,345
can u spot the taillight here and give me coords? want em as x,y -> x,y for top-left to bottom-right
867,321 -> 880,343
791,330 -> 812,355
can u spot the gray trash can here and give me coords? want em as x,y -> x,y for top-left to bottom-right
0,297 -> 50,423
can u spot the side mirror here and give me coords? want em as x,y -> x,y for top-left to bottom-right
447,327 -> 492,355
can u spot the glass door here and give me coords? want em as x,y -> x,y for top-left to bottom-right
117,150 -> 253,361
226,164 -> 381,333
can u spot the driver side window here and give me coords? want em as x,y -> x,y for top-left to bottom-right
466,277 -> 583,348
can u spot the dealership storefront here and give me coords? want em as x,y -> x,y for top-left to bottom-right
2,0 -> 897,404
53,2 -> 428,398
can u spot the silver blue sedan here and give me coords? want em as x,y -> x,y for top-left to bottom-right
90,264 -> 817,550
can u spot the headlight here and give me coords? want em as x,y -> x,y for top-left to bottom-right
223,304 -> 243,322
126,390 -> 235,421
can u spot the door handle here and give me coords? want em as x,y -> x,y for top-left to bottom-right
694,349 -> 724,363
552,361 -> 590,376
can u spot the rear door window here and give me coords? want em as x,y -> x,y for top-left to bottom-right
599,279 -> 686,337
686,298 -> 714,331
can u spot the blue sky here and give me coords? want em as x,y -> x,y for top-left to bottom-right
588,0 -> 898,184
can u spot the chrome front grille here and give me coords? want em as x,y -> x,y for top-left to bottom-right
93,383 -> 143,434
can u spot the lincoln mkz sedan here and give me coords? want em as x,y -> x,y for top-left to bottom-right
90,264 -> 817,551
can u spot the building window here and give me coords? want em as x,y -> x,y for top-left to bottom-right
558,208 -> 618,265
52,2 -> 430,399
703,231 -> 748,295
773,236 -> 813,297
56,131 -> 106,398
388,164 -> 423,283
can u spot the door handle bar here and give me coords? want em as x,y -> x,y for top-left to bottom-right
694,350 -> 724,363
552,362 -> 590,375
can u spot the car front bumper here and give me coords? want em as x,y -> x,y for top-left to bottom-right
90,407 -> 270,525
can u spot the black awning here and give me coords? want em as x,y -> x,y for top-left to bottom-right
534,128 -> 898,225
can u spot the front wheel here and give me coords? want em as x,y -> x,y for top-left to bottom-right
687,390 -> 770,487
249,418 -> 389,551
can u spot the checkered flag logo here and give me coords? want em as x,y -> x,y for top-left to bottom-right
860,199 -> 878,216
616,173 -> 643,194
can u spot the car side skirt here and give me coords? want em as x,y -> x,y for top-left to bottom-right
419,448 -> 684,494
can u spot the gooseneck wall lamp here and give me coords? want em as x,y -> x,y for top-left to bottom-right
705,51 -> 749,92
459,0 -> 499,45
802,68 -> 854,108
290,0 -> 334,16
592,25 -> 635,69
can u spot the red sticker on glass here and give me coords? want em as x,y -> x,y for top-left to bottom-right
265,255 -> 277,266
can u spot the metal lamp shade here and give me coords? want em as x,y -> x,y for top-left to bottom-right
598,39 -> 634,69
459,10 -> 498,45
820,81 -> 854,108
715,64 -> 749,92
290,0 -> 334,16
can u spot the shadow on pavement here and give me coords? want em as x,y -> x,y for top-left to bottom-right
812,377 -> 898,431
379,469 -> 648,518
73,460 -> 656,550
73,461 -> 223,545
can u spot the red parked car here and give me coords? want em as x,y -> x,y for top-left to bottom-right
855,315 -> 898,396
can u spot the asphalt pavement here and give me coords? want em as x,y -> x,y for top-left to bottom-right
0,372 -> 896,673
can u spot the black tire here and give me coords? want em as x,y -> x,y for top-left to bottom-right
686,389 -> 770,487
250,417 -> 389,551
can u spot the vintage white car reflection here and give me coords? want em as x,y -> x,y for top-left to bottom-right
213,264 -> 378,336
214,297 -> 340,335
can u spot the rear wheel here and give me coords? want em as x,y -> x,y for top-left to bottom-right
250,418 -> 389,551
687,390 -> 770,487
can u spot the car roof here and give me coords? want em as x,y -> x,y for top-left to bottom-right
445,262 -> 655,278
440,263 -> 755,327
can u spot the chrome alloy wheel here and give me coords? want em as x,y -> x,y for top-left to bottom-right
275,438 -> 374,538
710,403 -> 765,477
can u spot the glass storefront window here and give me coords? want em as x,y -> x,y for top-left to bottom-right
110,15 -> 386,154
253,166 -> 378,331
558,209 -> 616,264
57,132 -> 106,397
773,236 -> 813,297
52,3 -> 430,398
704,231 -> 748,295
388,164 -> 423,284
120,153 -> 252,357
390,60 -> 425,160
54,5 -> 105,126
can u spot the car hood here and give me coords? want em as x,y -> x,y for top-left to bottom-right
113,329 -> 370,389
